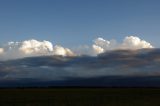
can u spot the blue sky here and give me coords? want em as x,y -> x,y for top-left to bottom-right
0,0 -> 160,47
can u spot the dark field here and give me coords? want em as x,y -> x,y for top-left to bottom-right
0,88 -> 160,106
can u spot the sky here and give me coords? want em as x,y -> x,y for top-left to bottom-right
0,0 -> 160,47
0,0 -> 160,87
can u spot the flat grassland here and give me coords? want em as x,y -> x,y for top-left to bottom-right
0,88 -> 160,106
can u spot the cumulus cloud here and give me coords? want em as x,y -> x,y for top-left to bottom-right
0,39 -> 75,60
121,36 -> 153,49
92,37 -> 117,54
19,39 -> 53,55
0,36 -> 154,60
93,36 -> 153,54
92,45 -> 104,54
53,45 -> 75,56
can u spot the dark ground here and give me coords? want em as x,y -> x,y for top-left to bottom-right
0,88 -> 160,106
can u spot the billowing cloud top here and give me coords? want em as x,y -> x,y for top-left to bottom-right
19,39 -> 53,54
54,45 -> 75,56
0,36 -> 154,60
93,36 -> 153,54
121,36 -> 153,49
0,39 -> 75,60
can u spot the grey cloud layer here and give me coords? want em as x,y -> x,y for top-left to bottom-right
0,48 -> 160,82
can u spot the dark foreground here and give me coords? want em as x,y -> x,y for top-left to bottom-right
0,88 -> 160,106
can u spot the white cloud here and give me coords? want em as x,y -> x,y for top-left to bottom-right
93,36 -> 153,54
0,36 -> 154,60
0,48 -> 4,54
0,39 -> 75,60
19,39 -> 53,55
121,36 -> 153,49
92,44 -> 104,54
53,45 -> 75,56
92,37 -> 118,54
